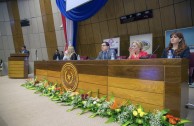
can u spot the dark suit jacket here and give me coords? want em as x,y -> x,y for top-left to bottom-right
70,53 -> 77,60
96,49 -> 116,60
53,53 -> 60,60
161,47 -> 190,58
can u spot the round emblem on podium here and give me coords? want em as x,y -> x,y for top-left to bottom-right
61,63 -> 78,91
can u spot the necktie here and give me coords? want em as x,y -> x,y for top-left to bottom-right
103,52 -> 107,60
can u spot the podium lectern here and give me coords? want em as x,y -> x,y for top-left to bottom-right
8,53 -> 29,78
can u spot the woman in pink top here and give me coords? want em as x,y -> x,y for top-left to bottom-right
127,41 -> 148,59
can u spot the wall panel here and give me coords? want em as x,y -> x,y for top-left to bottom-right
146,0 -> 159,9
174,1 -> 192,28
159,0 -> 173,7
149,9 -> 163,37
92,23 -> 102,44
100,21 -> 110,39
160,5 -> 176,31
134,0 -> 147,12
105,0 -> 115,20
108,19 -> 118,37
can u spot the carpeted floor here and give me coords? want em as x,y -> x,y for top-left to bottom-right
0,75 -> 193,126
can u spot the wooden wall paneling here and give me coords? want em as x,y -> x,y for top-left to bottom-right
174,1 -> 192,28
174,0 -> 186,4
39,0 -> 46,16
113,0 -> 125,18
105,0 -> 116,20
98,5 -> 107,21
191,0 -> 194,25
159,0 -> 173,7
43,0 -> 52,15
127,22 -> 138,35
123,0 -> 135,14
160,5 -> 176,31
146,0 -> 159,9
78,25 -> 87,44
13,35 -> 24,52
107,19 -> 118,37
92,23 -> 102,44
152,37 -> 164,57
120,35 -> 129,56
88,44 -> 97,58
80,44 -> 90,57
99,21 -> 110,39
95,43 -> 101,57
47,14 -> 55,31
82,18 -> 91,25
137,20 -> 150,34
90,13 -> 99,23
85,24 -> 94,44
116,19 -> 128,36
134,0 -> 147,12
149,9 -> 163,37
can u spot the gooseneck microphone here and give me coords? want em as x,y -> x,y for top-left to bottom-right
149,45 -> 160,58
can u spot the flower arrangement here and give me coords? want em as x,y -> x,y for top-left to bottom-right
21,78 -> 191,126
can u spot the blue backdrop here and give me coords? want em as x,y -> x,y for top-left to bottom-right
165,27 -> 194,51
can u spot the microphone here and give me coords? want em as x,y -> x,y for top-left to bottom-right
35,50 -> 38,60
149,45 -> 160,58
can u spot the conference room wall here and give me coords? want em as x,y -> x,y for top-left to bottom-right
0,2 -> 16,75
77,0 -> 194,58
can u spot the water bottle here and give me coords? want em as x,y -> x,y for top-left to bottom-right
167,50 -> 173,59
77,54 -> 80,60
111,52 -> 115,60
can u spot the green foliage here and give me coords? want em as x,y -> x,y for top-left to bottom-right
21,78 -> 191,126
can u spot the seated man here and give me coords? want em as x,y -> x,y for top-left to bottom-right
96,42 -> 116,60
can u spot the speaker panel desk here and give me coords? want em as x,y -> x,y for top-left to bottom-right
34,59 -> 189,117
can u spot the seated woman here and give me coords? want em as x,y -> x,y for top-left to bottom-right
63,46 -> 77,60
127,41 -> 148,59
161,32 -> 190,58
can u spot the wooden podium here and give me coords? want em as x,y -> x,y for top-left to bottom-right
8,53 -> 29,78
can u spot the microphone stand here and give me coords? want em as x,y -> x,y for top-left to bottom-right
149,45 -> 160,59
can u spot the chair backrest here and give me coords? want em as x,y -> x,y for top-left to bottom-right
189,52 -> 194,67
148,54 -> 157,58
80,56 -> 88,60
117,56 -> 127,59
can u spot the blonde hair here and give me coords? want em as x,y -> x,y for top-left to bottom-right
67,46 -> 75,56
131,40 -> 143,51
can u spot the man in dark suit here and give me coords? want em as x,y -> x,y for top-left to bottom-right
21,45 -> 29,55
96,42 -> 116,60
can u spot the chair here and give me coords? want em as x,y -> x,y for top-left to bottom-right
185,52 -> 194,109
189,52 -> 194,84
117,56 -> 127,59
0,59 -> 3,76
80,56 -> 88,60
148,54 -> 157,58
